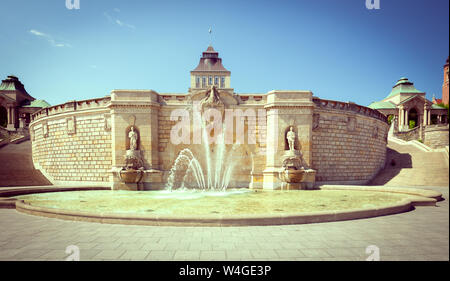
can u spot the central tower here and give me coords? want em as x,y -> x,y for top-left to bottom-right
190,46 -> 231,91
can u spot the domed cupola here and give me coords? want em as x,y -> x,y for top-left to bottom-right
190,46 -> 231,90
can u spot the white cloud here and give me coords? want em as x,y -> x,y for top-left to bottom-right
104,10 -> 135,30
29,29 -> 71,48
30,29 -> 47,37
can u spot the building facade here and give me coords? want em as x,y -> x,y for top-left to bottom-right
0,75 -> 50,131
369,77 -> 448,131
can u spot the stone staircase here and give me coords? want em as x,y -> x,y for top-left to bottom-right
0,140 -> 52,187
370,140 -> 449,187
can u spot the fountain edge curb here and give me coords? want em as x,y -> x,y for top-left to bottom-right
6,185 -> 441,226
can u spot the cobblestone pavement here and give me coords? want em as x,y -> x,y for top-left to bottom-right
0,187 -> 448,261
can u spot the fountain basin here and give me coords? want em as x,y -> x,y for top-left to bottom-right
10,187 -> 440,226
119,169 -> 144,183
281,168 -> 305,183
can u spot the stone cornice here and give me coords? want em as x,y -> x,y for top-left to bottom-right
30,97 -> 111,124
264,102 -> 315,110
29,107 -> 109,129
313,98 -> 388,123
108,101 -> 160,108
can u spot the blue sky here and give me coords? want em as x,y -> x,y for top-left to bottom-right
0,0 -> 448,106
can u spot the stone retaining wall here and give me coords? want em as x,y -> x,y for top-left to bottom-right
30,98 -> 112,185
29,93 -> 388,188
424,124 -> 449,149
394,126 -> 422,142
312,99 -> 389,184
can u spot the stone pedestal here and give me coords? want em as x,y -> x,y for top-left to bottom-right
6,124 -> 16,131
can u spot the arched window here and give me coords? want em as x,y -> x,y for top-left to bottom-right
408,108 -> 418,129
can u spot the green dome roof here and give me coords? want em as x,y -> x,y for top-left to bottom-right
23,99 -> 51,108
385,77 -> 423,99
368,101 -> 396,109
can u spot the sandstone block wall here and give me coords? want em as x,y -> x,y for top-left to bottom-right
30,99 -> 112,185
424,124 -> 449,149
29,93 -> 388,188
311,100 -> 388,184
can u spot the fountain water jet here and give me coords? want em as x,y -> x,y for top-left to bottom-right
165,116 -> 236,192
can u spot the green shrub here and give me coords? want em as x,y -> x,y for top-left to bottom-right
387,115 -> 394,125
409,120 -> 416,129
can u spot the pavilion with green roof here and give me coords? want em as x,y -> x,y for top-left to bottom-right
368,77 -> 448,131
0,75 -> 50,131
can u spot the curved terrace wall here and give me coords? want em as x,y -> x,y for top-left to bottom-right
29,92 -> 389,188
29,98 -> 112,186
311,98 -> 389,184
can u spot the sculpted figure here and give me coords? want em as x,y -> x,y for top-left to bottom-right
129,126 -> 138,150
287,127 -> 296,151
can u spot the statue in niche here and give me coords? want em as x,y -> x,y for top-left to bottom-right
128,126 -> 138,150
124,126 -> 143,170
286,127 -> 296,151
115,125 -> 144,186
282,126 -> 308,169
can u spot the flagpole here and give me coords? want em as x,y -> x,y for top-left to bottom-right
209,27 -> 212,46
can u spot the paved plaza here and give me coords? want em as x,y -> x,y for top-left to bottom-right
0,186 -> 447,261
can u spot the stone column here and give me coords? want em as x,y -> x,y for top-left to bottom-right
398,106 -> 405,132
405,109 -> 409,129
423,108 -> 428,126
6,107 -> 11,124
398,107 -> 404,131
428,110 -> 431,125
6,106 -> 17,131
262,90 -> 315,190
109,90 -> 162,190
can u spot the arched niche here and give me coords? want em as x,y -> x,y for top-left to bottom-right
125,125 -> 141,150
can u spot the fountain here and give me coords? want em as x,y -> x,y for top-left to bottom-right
113,125 -> 145,190
165,87 -> 236,191
279,126 -> 316,190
